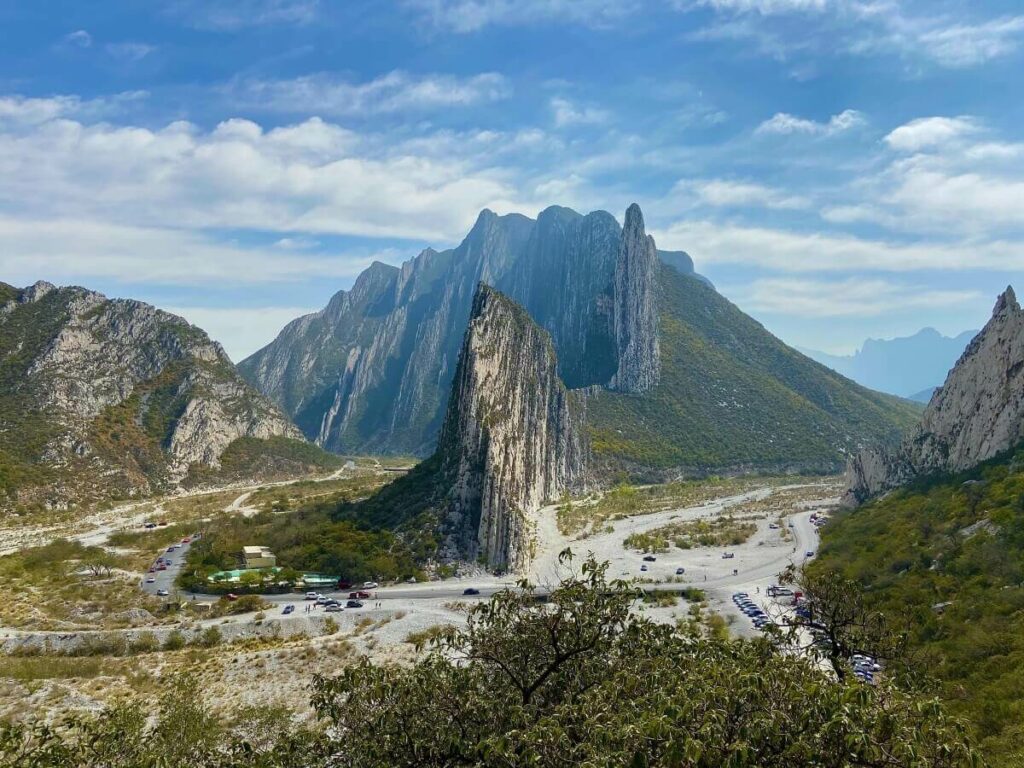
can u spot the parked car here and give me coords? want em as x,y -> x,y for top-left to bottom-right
316,597 -> 329,605
325,604 -> 343,612
283,605 -> 295,614
640,564 -> 648,572
463,588 -> 480,596
305,592 -> 318,600
405,576 -> 417,584
642,555 -> 657,562
181,537 -> 191,544
225,593 -> 239,601
166,547 -> 176,553
805,551 -> 815,558
768,523 -> 779,529
156,565 -> 167,571
346,600 -> 363,608
144,522 -> 156,529
362,581 -> 379,590
675,567 -> 685,575
721,552 -> 735,559
145,577 -> 155,584
156,589 -> 169,597
356,591 -> 371,599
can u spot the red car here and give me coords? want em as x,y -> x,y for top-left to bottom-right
225,593 -> 239,601
181,537 -> 191,543
156,564 -> 167,571
348,591 -> 371,600
147,567 -> 155,573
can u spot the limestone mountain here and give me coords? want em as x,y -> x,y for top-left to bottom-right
0,281 -> 335,511
845,287 -> 1024,504
435,284 -> 588,570
242,203 -> 919,476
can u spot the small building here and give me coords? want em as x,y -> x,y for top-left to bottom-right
242,545 -> 276,569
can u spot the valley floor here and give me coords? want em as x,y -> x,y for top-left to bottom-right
0,471 -> 841,722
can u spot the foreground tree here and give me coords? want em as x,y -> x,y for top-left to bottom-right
1,555 -> 981,767
312,554 -> 980,767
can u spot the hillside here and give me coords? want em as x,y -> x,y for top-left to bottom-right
585,265 -> 921,477
0,281 -> 337,511
815,447 -> 1024,765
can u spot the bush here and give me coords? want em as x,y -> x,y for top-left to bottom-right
163,630 -> 186,651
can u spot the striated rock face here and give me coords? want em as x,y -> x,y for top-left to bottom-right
846,287 -> 1024,503
435,284 -> 589,571
241,204 -> 674,456
0,281 -> 302,505
610,203 -> 660,393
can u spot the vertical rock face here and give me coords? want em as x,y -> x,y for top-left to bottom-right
610,203 -> 661,393
436,284 -> 589,571
846,287 -> 1024,503
241,204 -> 668,455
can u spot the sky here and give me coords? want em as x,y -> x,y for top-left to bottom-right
1,0 -> 1022,360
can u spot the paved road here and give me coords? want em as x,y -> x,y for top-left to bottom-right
140,538 -> 193,599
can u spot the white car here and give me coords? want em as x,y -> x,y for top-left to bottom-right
362,581 -> 379,590
156,589 -> 169,597
304,592 -> 318,600
145,577 -> 155,583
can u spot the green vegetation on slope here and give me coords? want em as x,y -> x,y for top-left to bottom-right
814,446 -> 1024,765
586,268 -> 921,476
0,561 -> 980,767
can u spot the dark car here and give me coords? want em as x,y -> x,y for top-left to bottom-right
282,605 -> 295,615
675,567 -> 685,575
463,587 -> 481,596
642,555 -> 657,562
346,600 -> 363,608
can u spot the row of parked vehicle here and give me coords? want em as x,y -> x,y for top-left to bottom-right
733,592 -> 772,630
297,594 -> 364,611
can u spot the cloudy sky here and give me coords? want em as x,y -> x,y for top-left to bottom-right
2,0 -> 1022,360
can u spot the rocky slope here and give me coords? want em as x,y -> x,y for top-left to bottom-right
242,203 -> 918,475
435,284 -> 588,571
845,287 -> 1024,503
0,282 -> 322,510
240,204 -> 697,455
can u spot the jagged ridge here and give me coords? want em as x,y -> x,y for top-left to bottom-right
845,286 -> 1024,503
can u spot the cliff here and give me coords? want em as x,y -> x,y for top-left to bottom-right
435,284 -> 589,571
610,203 -> 660,393
0,281 -> 313,509
845,287 -> 1024,503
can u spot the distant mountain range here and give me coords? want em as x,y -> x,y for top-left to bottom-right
801,327 -> 976,400
241,203 -> 920,478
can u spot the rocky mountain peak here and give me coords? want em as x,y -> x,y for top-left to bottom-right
846,285 -> 1024,504
611,202 -> 660,393
437,283 -> 589,571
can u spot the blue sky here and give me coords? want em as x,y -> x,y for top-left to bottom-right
1,0 -> 1022,360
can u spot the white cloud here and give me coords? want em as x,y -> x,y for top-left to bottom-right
549,97 -> 609,128
734,277 -> 982,318
165,306 -> 318,360
105,42 -> 157,62
755,109 -> 865,136
686,0 -> 828,14
915,15 -> 1024,67
0,92 -> 148,125
227,71 -> 510,115
883,116 -> 981,152
652,219 -> 1024,272
405,0 -> 639,32
675,178 -> 810,209
170,0 -> 320,29
63,29 -> 92,48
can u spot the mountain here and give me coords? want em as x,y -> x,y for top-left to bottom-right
845,287 -> 1024,504
435,284 -> 588,570
802,327 -> 976,399
242,203 -> 919,477
907,387 -> 938,404
0,281 -> 334,511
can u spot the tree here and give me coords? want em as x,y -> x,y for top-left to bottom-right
780,564 -> 910,683
311,554 -> 979,767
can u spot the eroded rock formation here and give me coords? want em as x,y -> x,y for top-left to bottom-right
845,287 -> 1024,503
436,284 -> 589,571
